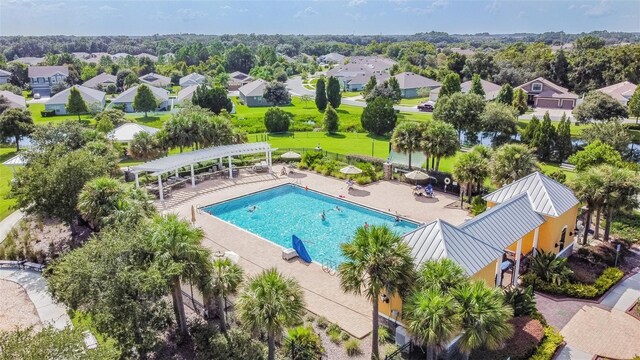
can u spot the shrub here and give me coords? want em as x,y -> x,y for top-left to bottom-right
344,338 -> 362,357
287,326 -> 324,360
522,268 -> 623,299
609,211 -> 640,242
574,244 -> 619,266
316,316 -> 329,329
329,331 -> 342,344
378,326 -> 392,344
264,107 -> 293,133
354,175 -> 372,185
341,332 -> 350,341
305,314 -> 316,323
593,267 -> 624,293
326,323 -> 341,336
471,316 -> 544,360
345,154 -> 386,167
323,105 -> 339,133
504,286 -> 536,317
531,250 -> 573,285
300,152 -> 324,169
545,170 -> 566,184
384,344 -> 399,357
470,196 -> 487,215
529,326 -> 564,360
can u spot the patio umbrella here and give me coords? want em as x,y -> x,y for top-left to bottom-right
340,165 -> 363,175
281,151 -> 302,160
404,170 -> 434,185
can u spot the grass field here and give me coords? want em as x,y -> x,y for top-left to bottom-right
341,91 -> 361,98
28,103 -> 94,124
0,148 -> 18,221
250,132 -> 392,158
398,97 -> 429,106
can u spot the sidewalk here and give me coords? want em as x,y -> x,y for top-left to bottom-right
0,210 -> 24,245
0,268 -> 70,330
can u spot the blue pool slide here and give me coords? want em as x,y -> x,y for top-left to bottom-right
292,235 -> 312,263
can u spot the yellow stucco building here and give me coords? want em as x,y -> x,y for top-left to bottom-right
379,172 -> 580,325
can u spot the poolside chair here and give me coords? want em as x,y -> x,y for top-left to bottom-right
425,184 -> 434,197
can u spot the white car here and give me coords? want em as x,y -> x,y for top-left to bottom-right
33,93 -> 41,99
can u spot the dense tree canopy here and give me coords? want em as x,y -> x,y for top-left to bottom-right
573,91 -> 628,123
360,96 -> 397,135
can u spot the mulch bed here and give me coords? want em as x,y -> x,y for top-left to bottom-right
625,301 -> 640,322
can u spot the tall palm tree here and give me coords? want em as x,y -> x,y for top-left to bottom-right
453,281 -> 514,358
570,168 -> 607,243
148,214 -> 211,336
391,121 -> 424,170
417,258 -> 467,293
453,150 -> 489,207
424,120 -> 458,171
77,177 -> 125,231
201,257 -> 244,332
489,144 -> 539,187
338,225 -> 416,360
403,288 -> 460,360
129,131 -> 160,161
600,165 -> 640,241
236,268 -> 305,360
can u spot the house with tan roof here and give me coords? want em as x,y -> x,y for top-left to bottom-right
515,77 -> 578,109
228,71 -> 254,90
393,72 -> 441,98
139,72 -> 170,88
461,78 -> 502,101
44,85 -> 105,115
177,85 -> 199,103
597,81 -> 637,107
28,65 -> 69,97
82,72 -> 117,91
0,91 -> 26,109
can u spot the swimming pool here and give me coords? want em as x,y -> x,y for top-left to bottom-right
202,184 -> 419,266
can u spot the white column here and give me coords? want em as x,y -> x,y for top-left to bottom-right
219,158 -> 223,168
175,169 -> 179,178
532,227 -> 540,256
495,257 -> 503,288
158,175 -> 164,202
135,172 -> 139,188
190,164 -> 195,187
513,238 -> 523,286
228,156 -> 233,178
268,152 -> 272,172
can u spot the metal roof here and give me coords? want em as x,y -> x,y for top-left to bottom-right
238,79 -> 266,97
461,193 -> 545,249
403,219 -> 503,276
2,154 -> 26,166
131,142 -> 273,175
111,85 -> 169,104
107,123 -> 159,142
483,171 -> 579,217
45,85 -> 105,106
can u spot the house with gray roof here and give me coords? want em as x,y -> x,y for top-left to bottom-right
44,85 -> 105,115
460,78 -> 502,101
228,71 -> 254,90
28,65 -> 69,97
82,72 -> 117,90
393,72 -> 441,98
0,90 -> 26,109
139,73 -> 171,88
110,85 -> 169,113
0,69 -> 11,84
326,63 -> 391,91
597,81 -> 637,106
515,77 -> 578,109
179,73 -> 206,87
107,123 -> 160,143
317,53 -> 346,65
177,85 -> 199,103
11,57 -> 44,66
238,79 -> 273,107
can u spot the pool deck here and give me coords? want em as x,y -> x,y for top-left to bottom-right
163,167 -> 468,338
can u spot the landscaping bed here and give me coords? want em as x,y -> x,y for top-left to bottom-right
471,316 -> 545,360
522,267 -> 624,299
625,299 -> 640,322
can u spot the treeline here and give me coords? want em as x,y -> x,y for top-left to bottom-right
1,31 -> 638,59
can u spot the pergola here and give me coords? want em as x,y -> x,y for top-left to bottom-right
131,142 -> 274,201
2,154 -> 26,178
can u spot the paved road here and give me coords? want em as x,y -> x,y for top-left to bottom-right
0,268 -> 71,329
286,76 -> 421,113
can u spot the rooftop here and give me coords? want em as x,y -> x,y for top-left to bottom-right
45,85 -> 105,105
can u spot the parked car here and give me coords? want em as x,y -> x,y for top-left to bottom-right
33,93 -> 41,99
417,100 -> 435,112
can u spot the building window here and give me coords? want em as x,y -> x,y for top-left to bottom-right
532,83 -> 543,92
559,226 -> 567,251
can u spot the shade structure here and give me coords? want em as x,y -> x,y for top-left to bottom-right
340,165 -> 363,175
281,151 -> 301,160
405,170 -> 432,181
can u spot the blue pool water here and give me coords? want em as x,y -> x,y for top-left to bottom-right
202,185 -> 419,266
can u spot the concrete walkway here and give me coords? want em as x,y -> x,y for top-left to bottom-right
0,210 -> 24,245
542,271 -> 640,359
0,268 -> 70,330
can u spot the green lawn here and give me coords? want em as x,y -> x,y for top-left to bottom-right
28,103 -> 94,125
69,311 -> 118,353
250,132 -> 392,158
0,148 -> 18,221
398,97 -> 429,106
129,113 -> 173,128
341,91 -> 361,98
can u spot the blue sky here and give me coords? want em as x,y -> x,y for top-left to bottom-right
1,0 -> 638,36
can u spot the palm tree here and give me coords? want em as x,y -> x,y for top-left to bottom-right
236,268 -> 305,360
201,257 -> 244,332
391,121 -> 424,170
424,120 -> 458,171
417,258 -> 467,292
530,250 -> 573,285
77,177 -> 125,231
403,288 -> 461,360
148,214 -> 211,336
600,165 -> 640,241
338,225 -> 416,360
453,281 -> 514,358
453,150 -> 489,207
570,168 -> 607,243
489,144 -> 539,187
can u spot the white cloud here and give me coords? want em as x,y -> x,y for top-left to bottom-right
398,0 -> 448,14
581,0 -> 611,17
99,5 -> 117,12
294,6 -> 319,18
348,0 -> 366,6
486,0 -> 500,13
177,7 -> 207,20
220,5 -> 231,10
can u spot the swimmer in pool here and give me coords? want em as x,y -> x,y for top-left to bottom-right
248,205 -> 257,213
364,222 -> 369,230
321,210 -> 326,221
394,211 -> 400,222
335,205 -> 341,212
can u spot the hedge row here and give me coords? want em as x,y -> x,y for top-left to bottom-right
529,326 -> 564,360
522,267 -> 624,299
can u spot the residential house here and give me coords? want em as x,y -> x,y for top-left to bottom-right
393,72 -> 441,98
110,85 -> 169,113
11,57 -> 44,66
326,63 -> 390,91
135,53 -> 159,62
28,65 -> 69,97
317,53 -> 346,65
107,123 -> 160,143
177,85 -> 199,104
239,79 -> 277,107
0,69 -> 11,84
0,91 -> 26,109
461,78 -> 502,101
597,81 -> 637,107
379,172 -> 579,333
139,73 -> 171,88
44,85 -> 106,115
228,71 -> 254,90
348,56 -> 397,72
515,77 -> 578,109
179,73 -> 206,87
82,72 -> 117,90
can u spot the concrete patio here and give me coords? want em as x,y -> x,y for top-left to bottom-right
163,167 -> 468,338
